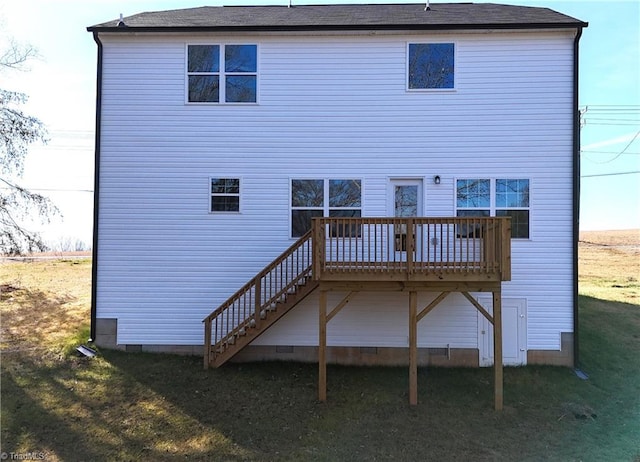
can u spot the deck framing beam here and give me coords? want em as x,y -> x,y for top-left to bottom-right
318,280 -> 504,410
417,291 -> 450,323
327,291 -> 358,323
462,291 -> 494,325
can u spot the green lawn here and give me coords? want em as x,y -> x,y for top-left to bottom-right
1,256 -> 639,461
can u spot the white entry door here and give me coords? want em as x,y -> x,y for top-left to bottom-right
388,179 -> 423,254
477,297 -> 527,366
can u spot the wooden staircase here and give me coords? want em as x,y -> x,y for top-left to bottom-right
204,231 -> 318,368
204,216 -> 512,369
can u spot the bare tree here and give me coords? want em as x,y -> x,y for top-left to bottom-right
0,39 -> 56,255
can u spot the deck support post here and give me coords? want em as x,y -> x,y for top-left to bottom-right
204,318 -> 211,369
254,277 -> 262,330
319,289 -> 327,402
493,289 -> 503,411
409,290 -> 418,406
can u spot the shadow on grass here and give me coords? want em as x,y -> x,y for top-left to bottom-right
2,293 -> 638,461
1,351 -> 256,461
103,354 -> 515,460
1,360 -> 114,461
100,350 -> 626,461
1,286 -> 80,352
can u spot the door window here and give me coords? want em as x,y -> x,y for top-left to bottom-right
390,180 -> 422,252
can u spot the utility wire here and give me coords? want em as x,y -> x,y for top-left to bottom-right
605,130 -> 640,163
581,171 -> 640,178
581,150 -> 639,155
0,187 -> 93,193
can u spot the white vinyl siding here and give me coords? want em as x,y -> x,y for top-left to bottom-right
96,31 -> 575,352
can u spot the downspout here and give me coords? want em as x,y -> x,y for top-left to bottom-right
572,26 -> 584,369
89,31 -> 103,342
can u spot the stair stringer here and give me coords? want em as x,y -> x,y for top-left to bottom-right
210,280 -> 319,367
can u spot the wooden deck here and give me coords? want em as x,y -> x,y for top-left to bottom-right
313,216 -> 510,282
204,216 -> 511,410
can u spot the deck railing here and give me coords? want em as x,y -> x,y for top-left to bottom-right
312,217 -> 511,281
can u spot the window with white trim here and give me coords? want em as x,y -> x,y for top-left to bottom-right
408,42 -> 455,90
291,179 -> 362,238
456,178 -> 530,238
210,178 -> 240,212
187,44 -> 257,103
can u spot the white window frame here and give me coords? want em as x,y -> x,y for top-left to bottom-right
186,43 -> 259,104
289,178 -> 363,238
455,177 -> 531,239
209,177 -> 242,214
406,41 -> 456,92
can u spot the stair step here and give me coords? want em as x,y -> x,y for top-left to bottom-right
207,258 -> 318,367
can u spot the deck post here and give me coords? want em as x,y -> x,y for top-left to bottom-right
500,218 -> 512,281
254,277 -> 262,330
406,218 -> 414,275
204,318 -> 211,369
319,289 -> 327,402
312,219 -> 324,281
493,289 -> 503,411
409,290 -> 418,405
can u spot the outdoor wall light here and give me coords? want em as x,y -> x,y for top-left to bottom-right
434,175 -> 441,185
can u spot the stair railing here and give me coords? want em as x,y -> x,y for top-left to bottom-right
204,230 -> 313,367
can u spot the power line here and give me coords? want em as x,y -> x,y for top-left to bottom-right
580,105 -> 640,112
581,130 -> 640,164
581,171 -> 640,178
584,118 -> 640,123
607,130 -> 640,162
0,187 -> 93,193
581,150 -> 639,155
582,122 -> 640,126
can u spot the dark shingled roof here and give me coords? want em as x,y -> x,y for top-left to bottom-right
87,3 -> 587,32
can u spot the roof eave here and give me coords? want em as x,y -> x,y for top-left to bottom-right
87,21 -> 588,34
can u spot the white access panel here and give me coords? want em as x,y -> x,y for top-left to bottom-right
477,297 -> 527,367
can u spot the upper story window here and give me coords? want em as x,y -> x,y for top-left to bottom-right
408,43 -> 455,90
456,178 -> 530,239
210,178 -> 240,212
187,44 -> 257,103
291,179 -> 362,238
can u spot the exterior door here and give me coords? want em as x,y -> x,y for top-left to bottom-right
389,179 -> 423,254
477,297 -> 527,366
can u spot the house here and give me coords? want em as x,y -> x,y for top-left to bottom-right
87,3 -> 587,406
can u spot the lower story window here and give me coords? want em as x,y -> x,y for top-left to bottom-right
291,179 -> 361,238
210,178 -> 240,212
456,178 -> 530,238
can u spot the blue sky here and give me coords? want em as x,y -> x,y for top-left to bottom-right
0,0 -> 638,246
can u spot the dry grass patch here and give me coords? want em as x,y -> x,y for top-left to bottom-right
579,229 -> 640,303
1,259 -> 91,356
